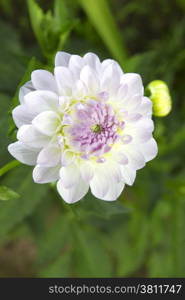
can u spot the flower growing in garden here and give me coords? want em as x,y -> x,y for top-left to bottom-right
8,52 -> 158,203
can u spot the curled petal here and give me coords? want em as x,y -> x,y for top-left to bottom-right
55,51 -> 71,67
31,70 -> 58,93
8,142 -> 39,166
24,90 -> 59,115
32,111 -> 61,136
138,97 -> 153,117
55,66 -> 74,95
19,81 -> 34,104
101,181 -> 125,201
101,61 -> 122,96
80,65 -> 100,95
37,145 -> 61,167
61,150 -> 75,167
33,165 -> 60,183
126,149 -> 146,170
83,52 -> 101,72
139,138 -> 158,162
79,161 -> 94,182
12,104 -> 35,128
57,178 -> 89,203
120,165 -> 136,186
59,164 -> 80,189
120,73 -> 143,97
90,173 -> 109,199
17,125 -> 50,148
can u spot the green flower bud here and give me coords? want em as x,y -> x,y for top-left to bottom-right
145,80 -> 172,117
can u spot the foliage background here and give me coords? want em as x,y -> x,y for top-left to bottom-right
0,0 -> 185,277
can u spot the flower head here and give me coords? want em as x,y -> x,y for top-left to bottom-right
8,52 -> 158,203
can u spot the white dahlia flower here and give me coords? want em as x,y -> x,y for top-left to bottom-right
8,52 -> 158,203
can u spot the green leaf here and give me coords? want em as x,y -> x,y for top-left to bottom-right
72,223 -> 112,277
146,191 -> 185,277
0,165 -> 49,243
114,213 -> 149,276
38,252 -> 71,278
0,93 -> 12,165
0,21 -> 25,94
37,215 -> 71,266
72,191 -> 130,220
54,0 -> 70,28
27,0 -> 76,59
27,0 -> 46,55
36,213 -> 72,277
0,0 -> 12,16
79,0 -> 128,66
0,185 -> 19,201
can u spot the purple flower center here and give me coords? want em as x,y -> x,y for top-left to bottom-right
67,100 -> 120,157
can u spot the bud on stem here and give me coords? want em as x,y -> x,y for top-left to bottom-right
145,80 -> 172,117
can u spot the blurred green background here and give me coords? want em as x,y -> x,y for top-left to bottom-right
0,0 -> 185,277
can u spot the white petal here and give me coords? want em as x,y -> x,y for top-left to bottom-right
72,80 -> 88,98
24,90 -> 59,115
12,104 -> 35,128
17,125 -> 50,148
33,165 -> 60,183
101,181 -> 125,201
69,55 -> 83,69
83,52 -> 101,72
101,59 -> 123,76
122,94 -> 142,111
116,84 -> 128,101
120,165 -> 136,186
90,172 -> 109,199
61,150 -> 75,166
8,141 -> 39,166
138,96 -> 152,116
126,148 -> 146,170
32,111 -> 60,136
137,131 -> 152,143
19,81 -> 34,104
59,96 -> 70,112
121,134 -> 132,144
120,73 -> 143,97
37,145 -> 61,167
90,161 -> 122,199
80,65 -> 100,95
69,55 -> 84,78
124,113 -> 142,123
57,178 -> 89,204
107,162 -> 122,182
54,66 -> 74,95
137,118 -> 154,131
128,118 -> 154,143
139,138 -> 158,162
32,111 -> 61,136
31,70 -> 58,93
55,51 -> 71,67
79,161 -> 94,182
59,164 -> 80,189
114,152 -> 128,165
101,61 -> 122,96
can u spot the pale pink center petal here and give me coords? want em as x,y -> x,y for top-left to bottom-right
67,100 -> 120,157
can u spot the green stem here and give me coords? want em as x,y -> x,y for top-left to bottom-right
79,0 -> 128,66
65,203 -> 81,222
0,160 -> 20,177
